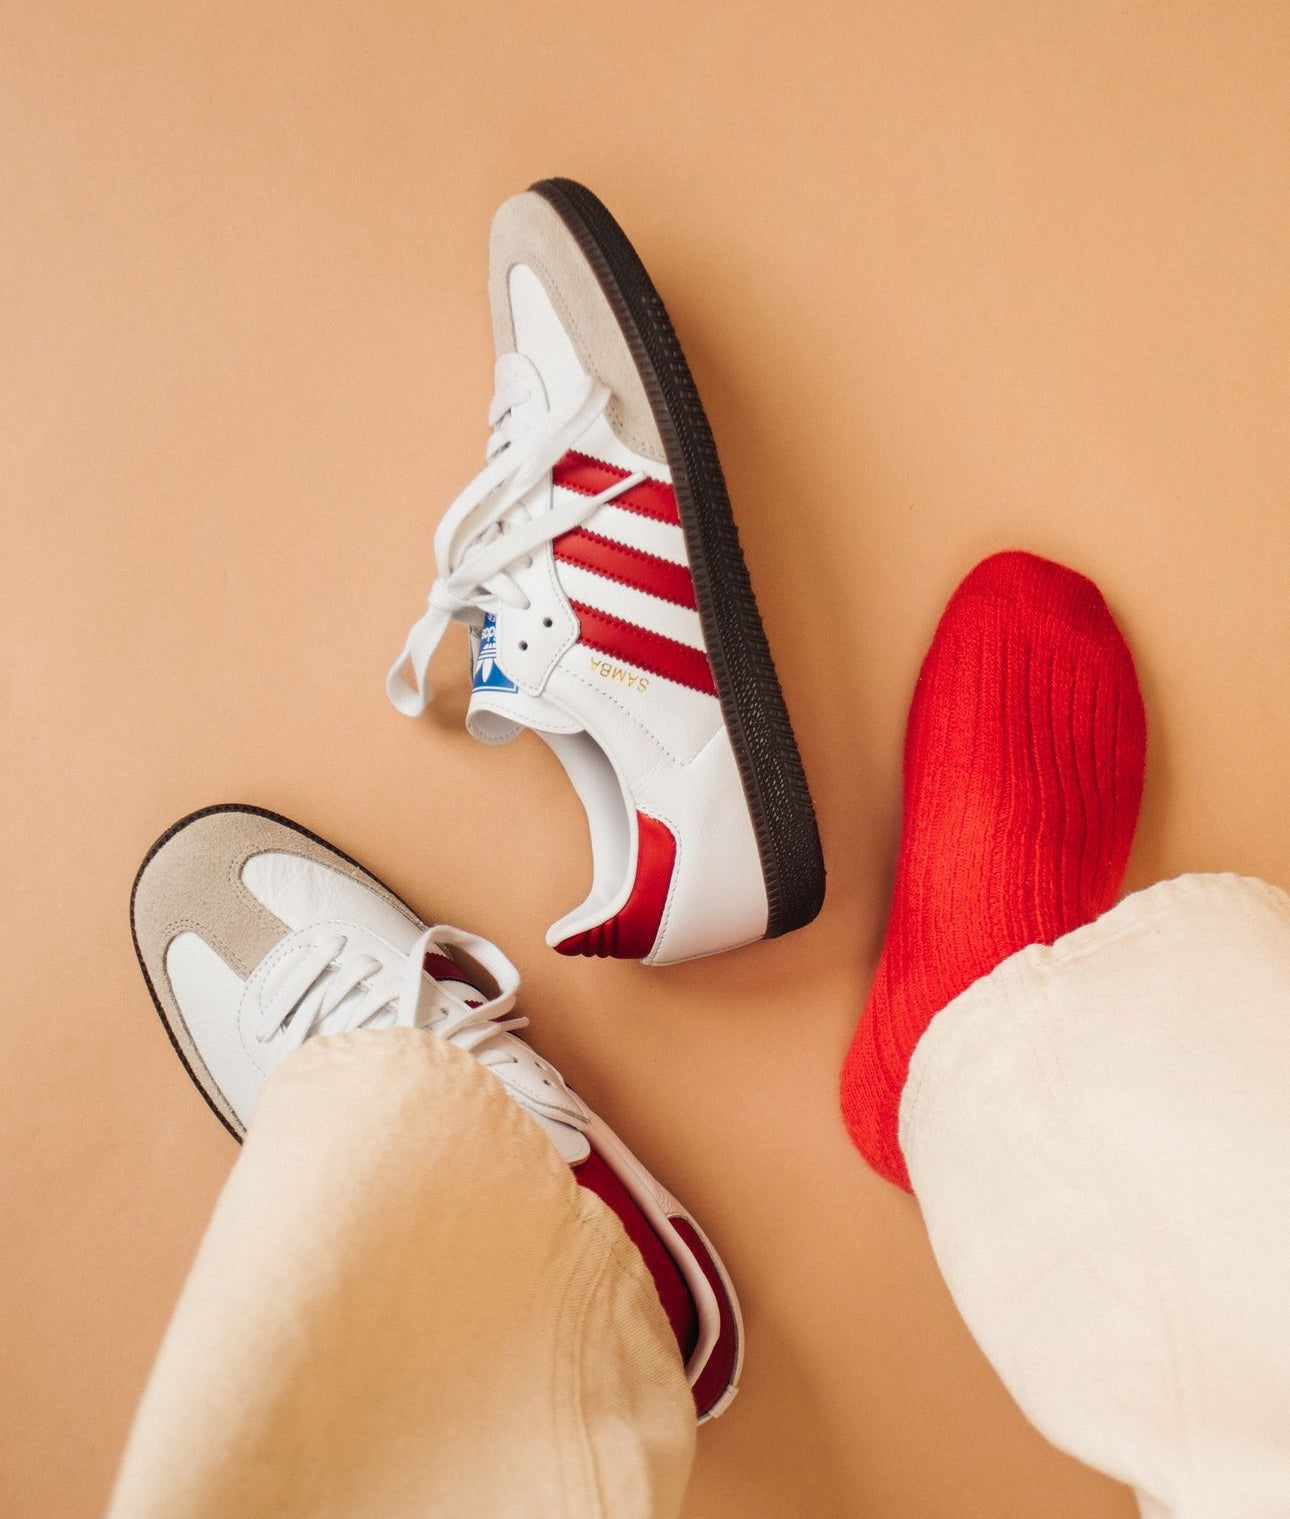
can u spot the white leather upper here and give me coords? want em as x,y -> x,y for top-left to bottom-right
464,263 -> 769,963
241,852 -> 424,951
508,263 -> 585,413
166,932 -> 267,1123
165,849 -> 591,1154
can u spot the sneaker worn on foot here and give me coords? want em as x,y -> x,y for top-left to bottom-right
130,804 -> 743,1420
388,179 -> 824,964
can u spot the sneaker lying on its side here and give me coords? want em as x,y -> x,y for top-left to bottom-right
130,804 -> 743,1420
388,179 -> 824,964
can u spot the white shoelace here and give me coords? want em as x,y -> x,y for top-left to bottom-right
257,924 -> 529,1078
386,363 -> 646,717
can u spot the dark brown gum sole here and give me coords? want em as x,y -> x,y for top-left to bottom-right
530,178 -> 826,939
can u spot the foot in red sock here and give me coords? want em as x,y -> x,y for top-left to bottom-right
841,551 -> 1147,1190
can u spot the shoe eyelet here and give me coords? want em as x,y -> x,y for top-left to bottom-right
542,617 -> 553,628
518,640 -> 528,651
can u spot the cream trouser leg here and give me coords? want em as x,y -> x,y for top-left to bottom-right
107,1029 -> 695,1519
903,873 -> 1290,1519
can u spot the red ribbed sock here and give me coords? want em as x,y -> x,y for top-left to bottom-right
841,551 -> 1147,1191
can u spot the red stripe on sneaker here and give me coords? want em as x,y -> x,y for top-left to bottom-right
572,1147 -> 699,1361
572,601 -> 716,696
553,528 -> 697,610
552,450 -> 680,525
423,951 -> 470,986
670,1216 -> 741,1419
422,951 -> 483,1004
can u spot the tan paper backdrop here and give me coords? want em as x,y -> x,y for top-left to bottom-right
3,3 -> 1288,1516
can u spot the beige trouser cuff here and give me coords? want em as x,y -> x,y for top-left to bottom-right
903,874 -> 1290,1519
107,1029 -> 695,1519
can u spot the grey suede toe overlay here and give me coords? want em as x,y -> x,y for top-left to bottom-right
131,808 -> 426,1131
488,190 -> 665,465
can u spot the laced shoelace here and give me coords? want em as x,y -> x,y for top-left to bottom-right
257,924 -> 530,1076
386,362 -> 647,717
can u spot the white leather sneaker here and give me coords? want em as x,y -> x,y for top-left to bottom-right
131,804 -> 743,1420
388,179 -> 824,964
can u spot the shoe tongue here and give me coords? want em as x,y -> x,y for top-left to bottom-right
465,614 -> 573,743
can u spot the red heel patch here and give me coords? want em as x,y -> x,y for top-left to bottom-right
555,812 -> 676,959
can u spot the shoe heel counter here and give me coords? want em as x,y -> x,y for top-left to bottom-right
642,729 -> 770,965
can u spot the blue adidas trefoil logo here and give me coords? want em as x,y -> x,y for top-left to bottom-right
471,613 -> 519,693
